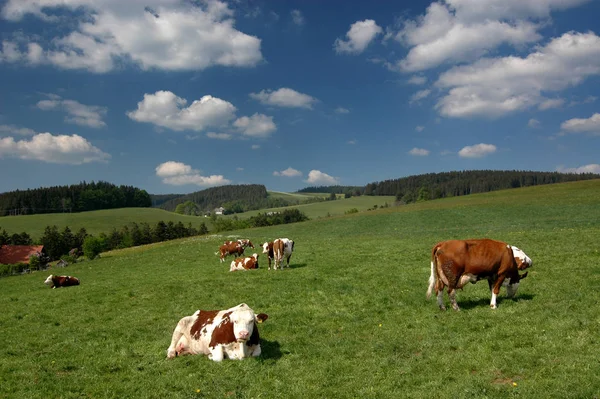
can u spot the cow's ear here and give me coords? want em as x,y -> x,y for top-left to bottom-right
255,313 -> 268,323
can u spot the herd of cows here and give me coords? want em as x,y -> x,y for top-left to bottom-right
43,236 -> 532,362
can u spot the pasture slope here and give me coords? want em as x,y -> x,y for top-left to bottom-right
1,180 -> 599,398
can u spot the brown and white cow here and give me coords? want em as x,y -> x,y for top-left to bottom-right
224,239 -> 255,250
216,242 -> 245,263
230,254 -> 259,272
166,303 -> 269,362
261,238 -> 295,270
426,239 -> 531,310
44,274 -> 80,289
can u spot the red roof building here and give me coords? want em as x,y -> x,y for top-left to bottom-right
0,245 -> 45,265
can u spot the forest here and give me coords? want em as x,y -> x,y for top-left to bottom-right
0,181 -> 151,216
300,170 -> 600,204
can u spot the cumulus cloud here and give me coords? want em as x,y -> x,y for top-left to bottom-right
408,75 -> 428,85
0,0 -> 263,73
528,118 -> 541,128
127,91 -> 237,132
556,163 -> 600,174
37,96 -> 107,128
250,88 -> 318,109
334,19 -> 382,54
409,147 -> 430,156
0,124 -> 36,136
410,89 -> 431,104
305,170 -> 339,185
155,161 -> 230,187
273,167 -> 302,177
291,9 -> 304,26
458,143 -> 497,158
392,0 -> 587,72
538,98 -> 565,110
560,113 -> 600,135
0,132 -> 110,164
233,114 -> 276,137
435,31 -> 600,118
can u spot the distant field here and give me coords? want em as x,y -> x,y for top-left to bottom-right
1,179 -> 599,398
267,191 -> 330,200
229,195 -> 396,219
0,208 -> 208,240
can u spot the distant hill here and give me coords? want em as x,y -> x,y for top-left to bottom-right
298,170 -> 600,204
156,184 -> 269,213
0,181 -> 151,216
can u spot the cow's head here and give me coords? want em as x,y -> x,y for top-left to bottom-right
229,304 -> 268,342
511,246 -> 532,270
247,240 -> 255,249
261,242 -> 270,254
44,275 -> 54,286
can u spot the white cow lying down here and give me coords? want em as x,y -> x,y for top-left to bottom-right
166,303 -> 269,362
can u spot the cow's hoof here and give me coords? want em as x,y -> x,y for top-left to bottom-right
166,350 -> 176,359
439,306 -> 447,311
490,305 -> 497,309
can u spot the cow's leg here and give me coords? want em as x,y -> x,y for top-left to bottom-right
490,277 -> 506,309
209,345 -> 224,362
250,344 -> 262,357
448,287 -> 460,311
167,316 -> 193,359
436,289 -> 446,311
286,254 -> 292,268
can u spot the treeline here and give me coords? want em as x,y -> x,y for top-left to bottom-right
157,184 -> 270,214
299,170 -> 600,204
0,181 -> 152,216
211,209 -> 309,232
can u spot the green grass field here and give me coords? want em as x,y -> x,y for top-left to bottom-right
1,180 -> 599,398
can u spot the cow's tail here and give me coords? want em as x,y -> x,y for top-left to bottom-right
427,245 -> 439,299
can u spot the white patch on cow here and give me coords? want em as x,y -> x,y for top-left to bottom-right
436,290 -> 446,310
44,275 -> 53,286
457,273 -> 478,288
506,282 -> 519,298
511,245 -> 532,269
426,261 -> 435,299
490,292 -> 498,309
230,306 -> 256,342
262,242 -> 269,254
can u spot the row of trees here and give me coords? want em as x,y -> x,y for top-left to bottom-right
211,209 -> 309,232
299,170 -> 600,204
0,228 -> 33,246
0,181 -> 152,216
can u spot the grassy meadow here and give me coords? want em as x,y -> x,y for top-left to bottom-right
1,180 -> 599,398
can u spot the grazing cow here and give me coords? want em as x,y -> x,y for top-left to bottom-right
216,242 -> 245,263
261,238 -> 295,270
426,239 -> 531,310
230,254 -> 259,272
166,303 -> 269,362
44,274 -> 80,289
224,239 -> 255,250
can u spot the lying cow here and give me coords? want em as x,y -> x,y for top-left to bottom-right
216,242 -> 245,263
230,254 -> 259,272
261,238 -> 295,270
44,274 -> 80,289
166,303 -> 269,362
426,239 -> 531,310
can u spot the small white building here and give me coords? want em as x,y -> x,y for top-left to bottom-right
214,207 -> 225,215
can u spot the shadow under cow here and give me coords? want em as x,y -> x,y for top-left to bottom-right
451,293 -> 535,311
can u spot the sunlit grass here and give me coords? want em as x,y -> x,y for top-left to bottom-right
1,180 -> 599,398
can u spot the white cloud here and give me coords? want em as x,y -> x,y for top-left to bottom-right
250,88 -> 318,109
155,161 -> 230,187
410,89 -> 431,104
347,140 -> 357,145
37,96 -> 107,128
334,19 -> 382,54
206,132 -> 233,140
335,107 -> 350,114
415,126 -> 425,132
291,9 -> 304,26
435,32 -> 600,118
557,163 -> 600,174
0,1 -> 263,73
409,148 -> 430,156
0,133 -> 110,164
251,144 -> 260,150
305,170 -> 339,185
393,0 -> 587,72
127,91 -> 236,132
0,124 -> 36,136
233,113 -> 276,138
274,167 -> 302,177
538,98 -> 565,110
560,113 -> 600,135
408,75 -> 428,85
458,143 -> 497,158
528,118 -> 541,128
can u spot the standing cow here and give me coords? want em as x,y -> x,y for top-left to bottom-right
427,239 -> 531,310
166,303 -> 268,361
216,242 -> 245,263
261,238 -> 295,270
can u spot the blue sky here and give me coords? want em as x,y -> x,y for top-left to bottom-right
1,0 -> 599,195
